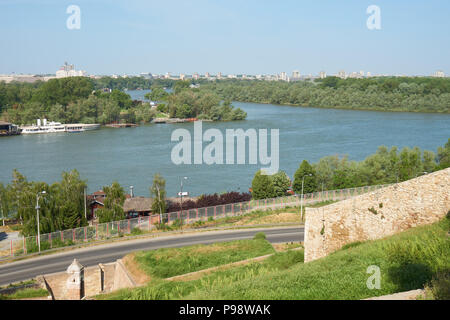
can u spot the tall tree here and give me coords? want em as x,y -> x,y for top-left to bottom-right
96,182 -> 126,223
251,170 -> 276,200
150,173 -> 166,216
293,160 -> 318,194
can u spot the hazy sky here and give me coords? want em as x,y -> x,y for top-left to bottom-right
0,0 -> 449,76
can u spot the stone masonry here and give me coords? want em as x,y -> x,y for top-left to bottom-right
304,168 -> 450,262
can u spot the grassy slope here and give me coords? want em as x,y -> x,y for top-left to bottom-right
186,217 -> 450,300
0,288 -> 48,300
99,249 -> 304,300
133,239 -> 275,279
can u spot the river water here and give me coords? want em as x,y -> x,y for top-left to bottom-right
1,90 -> 449,197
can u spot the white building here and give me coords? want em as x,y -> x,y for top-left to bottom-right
433,70 -> 445,78
319,71 -> 327,79
56,62 -> 87,78
337,70 -> 346,79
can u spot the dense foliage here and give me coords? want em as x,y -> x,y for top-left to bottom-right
253,139 -> 450,199
167,191 -> 252,212
195,78 -> 450,113
95,182 -> 126,223
0,77 -> 246,124
0,170 -> 88,236
251,170 -> 291,200
150,173 -> 166,215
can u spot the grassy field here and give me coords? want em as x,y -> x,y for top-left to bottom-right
0,287 -> 48,300
98,246 -> 304,300
131,238 -> 276,279
186,216 -> 450,300
100,215 -> 449,300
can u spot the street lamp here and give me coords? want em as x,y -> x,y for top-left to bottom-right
35,191 -> 47,253
300,174 -> 312,222
180,176 -> 188,213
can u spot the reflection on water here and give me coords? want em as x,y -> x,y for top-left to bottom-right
1,91 -> 449,197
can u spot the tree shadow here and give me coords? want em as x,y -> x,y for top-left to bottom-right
387,263 -> 433,292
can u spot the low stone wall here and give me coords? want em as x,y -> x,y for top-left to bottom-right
304,168 -> 450,262
112,259 -> 136,291
40,260 -> 136,300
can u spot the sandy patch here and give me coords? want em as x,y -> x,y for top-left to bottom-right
123,253 -> 151,285
234,212 -> 300,226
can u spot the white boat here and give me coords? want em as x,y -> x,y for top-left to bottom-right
20,119 -> 100,134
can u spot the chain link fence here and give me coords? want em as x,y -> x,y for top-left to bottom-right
0,184 -> 391,259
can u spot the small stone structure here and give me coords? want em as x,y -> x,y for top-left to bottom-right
304,168 -> 450,262
66,259 -> 84,300
40,258 -> 136,300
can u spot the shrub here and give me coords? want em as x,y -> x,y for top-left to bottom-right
253,232 -> 266,240
426,271 -> 450,300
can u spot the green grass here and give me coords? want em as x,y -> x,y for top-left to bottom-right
0,288 -> 48,300
133,238 -> 275,279
101,216 -> 449,300
185,217 -> 450,300
98,248 -> 304,300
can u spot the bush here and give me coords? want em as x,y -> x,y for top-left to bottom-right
171,219 -> 183,229
426,271 -> 450,300
253,232 -> 266,240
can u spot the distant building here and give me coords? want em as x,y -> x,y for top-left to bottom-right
140,73 -> 153,79
56,62 -> 87,78
292,70 -> 300,79
279,72 -> 288,81
319,71 -> 327,79
433,70 -> 445,78
337,70 -> 346,79
193,73 -> 200,80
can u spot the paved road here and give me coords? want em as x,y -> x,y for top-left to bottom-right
0,226 -> 303,286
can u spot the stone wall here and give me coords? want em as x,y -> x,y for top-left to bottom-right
112,259 -> 136,291
40,260 -> 136,300
304,168 -> 450,262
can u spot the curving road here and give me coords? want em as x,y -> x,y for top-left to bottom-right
0,226 -> 303,287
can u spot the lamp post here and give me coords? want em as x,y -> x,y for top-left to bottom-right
35,191 -> 47,253
180,176 -> 188,213
300,174 -> 312,222
0,193 -> 4,227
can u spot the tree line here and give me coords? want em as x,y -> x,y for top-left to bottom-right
251,139 -> 450,199
0,77 -> 246,125
146,81 -> 247,121
194,78 -> 450,113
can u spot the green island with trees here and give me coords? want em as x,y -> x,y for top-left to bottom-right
0,77 -> 246,126
194,77 -> 450,113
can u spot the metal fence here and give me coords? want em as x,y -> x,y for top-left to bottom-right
0,184 -> 391,259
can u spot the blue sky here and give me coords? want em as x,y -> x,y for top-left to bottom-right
0,0 -> 449,76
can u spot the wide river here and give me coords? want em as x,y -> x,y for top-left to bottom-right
1,90 -> 449,197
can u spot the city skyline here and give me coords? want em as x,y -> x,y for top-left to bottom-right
0,0 -> 449,76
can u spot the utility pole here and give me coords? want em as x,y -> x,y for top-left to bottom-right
0,193 -> 4,227
84,186 -> 87,221
35,191 -> 46,253
300,174 -> 312,222
180,177 -> 188,213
